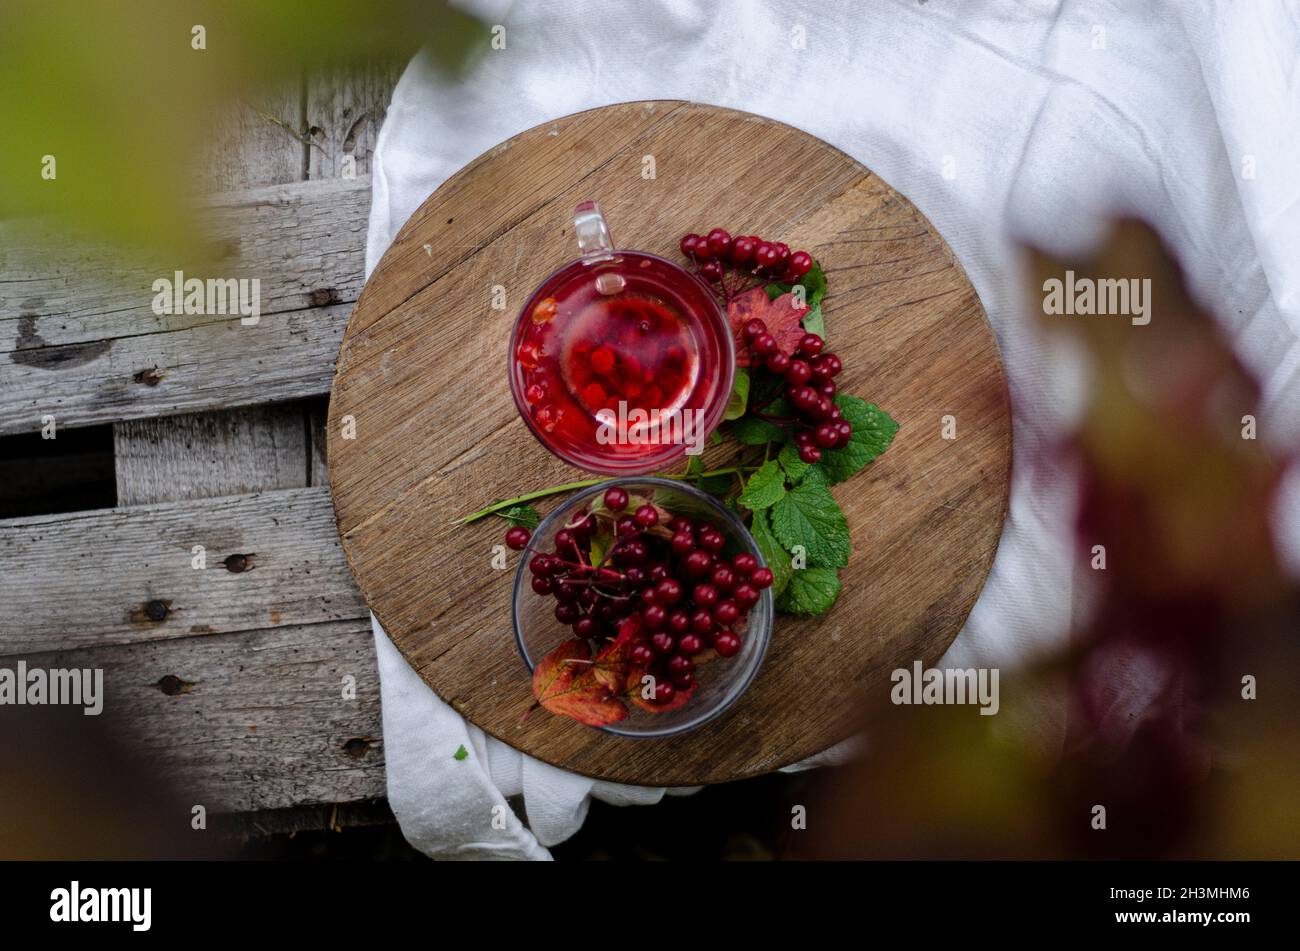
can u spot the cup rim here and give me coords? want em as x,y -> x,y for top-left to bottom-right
507,250 -> 736,476
511,476 -> 773,739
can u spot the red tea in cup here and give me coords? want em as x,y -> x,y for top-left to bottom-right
509,203 -> 734,474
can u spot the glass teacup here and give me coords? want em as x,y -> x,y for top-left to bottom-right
508,202 -> 735,475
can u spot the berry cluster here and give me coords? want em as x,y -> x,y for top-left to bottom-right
676,227 -> 851,463
679,228 -> 813,300
505,485 -> 773,707
740,322 -> 850,464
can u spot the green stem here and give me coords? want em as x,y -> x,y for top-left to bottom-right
461,466 -> 763,524
461,477 -> 607,524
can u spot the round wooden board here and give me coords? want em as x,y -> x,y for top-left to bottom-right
328,101 -> 1011,786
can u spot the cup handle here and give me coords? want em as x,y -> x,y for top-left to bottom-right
574,200 -> 615,263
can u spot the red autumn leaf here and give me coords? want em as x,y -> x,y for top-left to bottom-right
592,615 -> 643,692
532,639 -> 628,727
726,287 -> 808,367
626,667 -> 697,713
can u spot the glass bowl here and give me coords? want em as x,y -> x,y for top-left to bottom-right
512,477 -> 773,738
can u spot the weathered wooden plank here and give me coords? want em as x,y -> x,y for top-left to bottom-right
0,299 -> 352,436
67,67 -> 392,824
0,68 -> 395,823
0,176 -> 369,349
0,486 -> 367,655
113,403 -> 311,506
22,618 -> 384,813
0,177 -> 369,436
200,80 -> 308,193
307,60 -> 402,180
110,71 -> 321,519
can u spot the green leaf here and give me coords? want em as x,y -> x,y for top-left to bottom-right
747,372 -> 785,411
738,460 -> 787,511
771,479 -> 850,568
724,368 -> 750,421
776,567 -> 841,615
498,504 -> 540,530
453,744 -> 469,761
777,441 -> 811,483
696,474 -> 733,497
818,396 -> 900,484
730,415 -> 785,445
729,394 -> 792,446
709,429 -> 723,445
686,455 -> 704,478
589,532 -> 609,567
801,303 -> 825,339
765,260 -> 826,309
750,509 -> 792,598
800,463 -> 830,489
799,261 -> 827,308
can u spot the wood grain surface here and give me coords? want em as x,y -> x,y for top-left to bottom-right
0,176 -> 365,436
0,486 -> 366,655
113,404 -> 311,506
0,64 -> 399,819
329,101 -> 1011,786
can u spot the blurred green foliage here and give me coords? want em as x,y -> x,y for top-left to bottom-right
0,0 -> 484,254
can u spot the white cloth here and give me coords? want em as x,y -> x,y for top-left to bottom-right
363,0 -> 1300,859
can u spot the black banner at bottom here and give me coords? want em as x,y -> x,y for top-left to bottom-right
0,859 -> 1284,937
